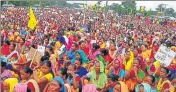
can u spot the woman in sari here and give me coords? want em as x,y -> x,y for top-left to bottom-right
81,60 -> 107,91
135,83 -> 152,92
1,40 -> 10,56
124,51 -> 134,72
74,59 -> 88,77
3,78 -> 18,92
43,77 -> 67,92
157,67 -> 172,92
33,60 -> 54,92
125,57 -> 146,91
141,44 -> 151,61
88,43 -> 100,60
143,75 -> 158,92
15,66 -> 40,92
113,81 -> 129,92
108,42 -> 118,59
87,59 -> 96,72
55,68 -> 72,92
100,49 -> 113,65
70,49 -> 88,65
18,38 -> 25,53
1,61 -> 13,80
109,57 -> 125,80
98,38 -> 106,49
79,40 -> 89,56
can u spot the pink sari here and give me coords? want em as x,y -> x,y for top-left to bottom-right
89,49 -> 100,60
66,37 -> 73,51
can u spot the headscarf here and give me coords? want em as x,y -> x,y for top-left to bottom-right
55,41 -> 62,50
53,77 -> 67,92
125,51 -> 134,71
135,83 -> 152,92
118,81 -> 129,92
89,60 -> 107,88
82,84 -> 98,92
113,57 -> 123,75
26,79 -> 40,92
14,83 -> 27,92
3,78 -> 18,92
57,36 -> 66,45
71,49 -> 88,64
97,55 -> 106,67
66,36 -> 73,51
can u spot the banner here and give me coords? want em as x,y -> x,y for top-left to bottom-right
154,45 -> 176,67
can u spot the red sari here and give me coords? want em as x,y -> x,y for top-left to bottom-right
1,44 -> 10,56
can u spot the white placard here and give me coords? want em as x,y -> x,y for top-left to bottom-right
1,15 -> 5,18
37,45 -> 45,55
154,45 -> 176,67
91,40 -> 96,44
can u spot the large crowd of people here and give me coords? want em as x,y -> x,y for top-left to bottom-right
1,6 -> 176,92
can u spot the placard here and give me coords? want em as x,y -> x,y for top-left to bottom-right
154,45 -> 176,67
28,47 -> 43,65
37,45 -> 45,55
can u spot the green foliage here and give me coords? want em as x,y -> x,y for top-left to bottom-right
1,1 -> 80,8
104,1 -> 137,15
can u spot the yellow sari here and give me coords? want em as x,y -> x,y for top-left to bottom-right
3,78 -> 18,92
157,78 -> 171,91
124,51 -> 134,71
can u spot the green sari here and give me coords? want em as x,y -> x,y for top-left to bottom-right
87,60 -> 107,89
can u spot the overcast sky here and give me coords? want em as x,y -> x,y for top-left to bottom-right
67,1 -> 176,11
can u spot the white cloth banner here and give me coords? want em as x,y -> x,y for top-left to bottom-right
154,45 -> 176,67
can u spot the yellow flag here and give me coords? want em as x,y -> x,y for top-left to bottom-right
28,7 -> 37,30
140,6 -> 145,12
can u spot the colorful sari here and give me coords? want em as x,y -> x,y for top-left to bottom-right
14,83 -> 27,92
75,66 -> 88,77
110,57 -> 125,78
124,51 -> 134,72
89,49 -> 100,60
66,36 -> 73,51
67,50 -> 76,59
135,83 -> 152,92
1,69 -> 13,79
117,81 -> 129,92
86,60 -> 107,89
35,69 -> 53,91
1,44 -> 10,56
3,78 -> 18,92
141,49 -> 151,61
157,78 -> 171,91
71,49 -> 88,64
82,84 -> 98,92
125,69 -> 145,91
26,79 -> 40,92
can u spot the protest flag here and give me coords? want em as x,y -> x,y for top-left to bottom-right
140,6 -> 145,12
28,7 -> 37,30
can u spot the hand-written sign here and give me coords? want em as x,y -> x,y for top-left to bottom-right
28,47 -> 43,66
154,45 -> 176,67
